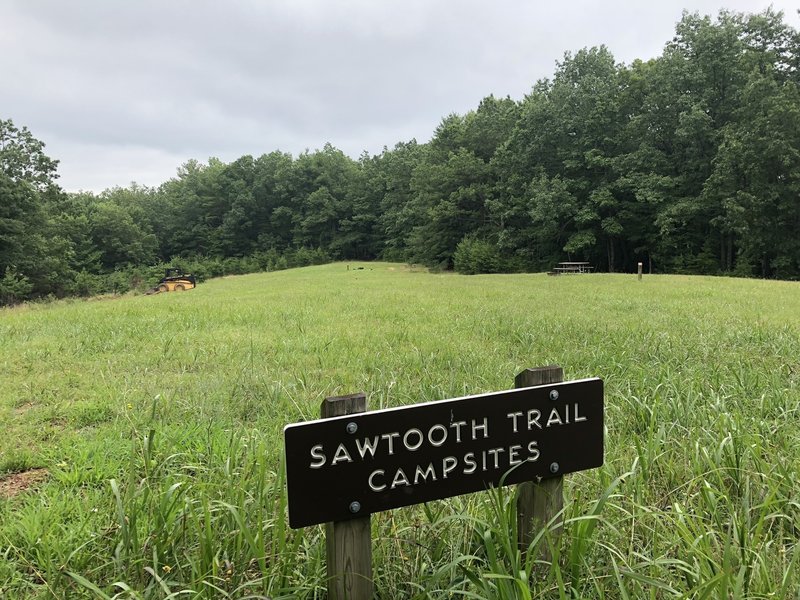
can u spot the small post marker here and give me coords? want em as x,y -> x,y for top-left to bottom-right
321,393 -> 373,600
514,365 -> 564,563
638,262 -> 643,281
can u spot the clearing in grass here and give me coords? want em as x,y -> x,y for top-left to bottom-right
1,263 -> 798,598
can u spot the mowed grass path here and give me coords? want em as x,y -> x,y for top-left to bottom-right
1,263 -> 799,598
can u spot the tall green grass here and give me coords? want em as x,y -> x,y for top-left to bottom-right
1,263 -> 798,598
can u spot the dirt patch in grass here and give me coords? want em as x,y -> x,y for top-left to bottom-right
0,468 -> 48,499
13,402 -> 35,416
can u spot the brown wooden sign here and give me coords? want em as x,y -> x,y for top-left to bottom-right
284,378 -> 603,528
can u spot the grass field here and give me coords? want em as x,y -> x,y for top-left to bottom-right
1,263 -> 799,599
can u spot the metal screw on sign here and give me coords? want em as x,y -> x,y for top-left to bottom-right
346,422 -> 358,434
549,389 -> 559,401
550,462 -> 560,474
349,501 -> 361,514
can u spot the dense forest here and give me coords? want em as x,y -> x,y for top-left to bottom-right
2,9 -> 799,305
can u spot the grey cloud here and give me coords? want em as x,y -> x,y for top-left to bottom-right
2,0 -> 798,191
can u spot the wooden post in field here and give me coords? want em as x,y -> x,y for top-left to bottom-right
638,262 -> 643,281
515,365 -> 564,563
321,393 -> 373,600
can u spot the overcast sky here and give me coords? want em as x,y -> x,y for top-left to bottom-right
2,1 -> 798,193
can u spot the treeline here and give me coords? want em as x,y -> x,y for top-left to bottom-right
2,9 -> 800,305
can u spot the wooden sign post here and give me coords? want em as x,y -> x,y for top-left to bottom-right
320,393 -> 373,600
285,369 -> 604,598
514,365 -> 564,563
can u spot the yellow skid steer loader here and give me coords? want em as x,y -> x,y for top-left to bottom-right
148,268 -> 196,294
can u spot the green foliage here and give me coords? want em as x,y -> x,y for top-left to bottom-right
453,236 -> 503,274
0,121 -> 57,298
88,202 -> 159,269
4,7 -> 800,308
0,267 -> 33,304
0,118 -> 59,190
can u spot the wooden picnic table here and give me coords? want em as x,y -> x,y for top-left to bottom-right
551,262 -> 594,274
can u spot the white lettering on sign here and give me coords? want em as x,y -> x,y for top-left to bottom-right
306,404 -> 585,492
331,443 -> 352,465
391,468 -> 410,489
356,436 -> 380,459
472,417 -> 489,439
506,404 -> 586,432
404,428 -> 424,451
442,456 -> 458,478
509,444 -> 522,465
381,432 -> 400,454
450,420 -> 467,442
507,411 -> 523,433
528,409 -> 542,430
368,469 -> 386,492
429,424 -> 448,446
285,378 -> 604,529
365,442 -> 542,491
310,444 -> 326,469
527,440 -> 540,462
415,463 -> 437,484
464,452 -> 477,474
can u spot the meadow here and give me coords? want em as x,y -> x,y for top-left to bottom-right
1,263 -> 799,599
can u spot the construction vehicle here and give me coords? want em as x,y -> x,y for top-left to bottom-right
149,267 -> 197,293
